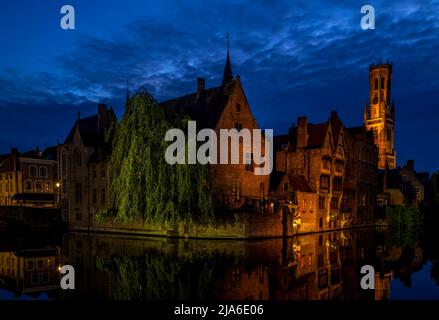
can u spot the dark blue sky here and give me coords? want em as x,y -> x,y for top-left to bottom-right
0,0 -> 438,172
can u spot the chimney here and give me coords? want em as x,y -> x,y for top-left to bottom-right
331,110 -> 338,118
197,77 -> 205,94
11,148 -> 18,171
407,160 -> 414,171
297,116 -> 308,148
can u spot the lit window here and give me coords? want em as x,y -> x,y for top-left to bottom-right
34,181 -> 43,192
24,180 -> 33,192
44,181 -> 53,192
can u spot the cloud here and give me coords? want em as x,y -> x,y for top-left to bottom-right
0,0 -> 438,171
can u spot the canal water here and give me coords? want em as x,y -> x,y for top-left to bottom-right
1,227 -> 439,300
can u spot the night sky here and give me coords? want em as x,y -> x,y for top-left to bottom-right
0,0 -> 438,172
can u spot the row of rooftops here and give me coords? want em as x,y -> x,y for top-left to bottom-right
0,147 -> 57,173
273,110 -> 374,153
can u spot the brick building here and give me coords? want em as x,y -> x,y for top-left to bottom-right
269,172 -> 317,234
273,111 -> 347,230
379,160 -> 428,207
58,104 -> 116,229
160,50 -> 270,211
344,126 -> 378,224
0,147 -> 58,207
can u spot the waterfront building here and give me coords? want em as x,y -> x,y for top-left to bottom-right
0,147 -> 58,207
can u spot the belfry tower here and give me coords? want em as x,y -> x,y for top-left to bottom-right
364,63 -> 396,169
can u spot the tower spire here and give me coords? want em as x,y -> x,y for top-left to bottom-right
221,33 -> 234,86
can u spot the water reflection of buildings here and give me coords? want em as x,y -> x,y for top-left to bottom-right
60,229 -> 425,301
0,247 -> 61,298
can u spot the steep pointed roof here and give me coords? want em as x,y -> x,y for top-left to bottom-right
329,111 -> 344,147
160,84 -> 232,129
161,51 -> 240,129
306,122 -> 330,149
221,49 -> 234,86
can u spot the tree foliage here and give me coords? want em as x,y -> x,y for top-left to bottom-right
102,89 -> 213,225
96,249 -> 235,300
386,205 -> 422,228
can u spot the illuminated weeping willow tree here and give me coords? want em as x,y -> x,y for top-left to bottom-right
100,88 -> 213,225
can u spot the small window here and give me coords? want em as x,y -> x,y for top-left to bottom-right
47,258 -> 54,270
381,77 -> 385,89
29,166 -> 37,178
24,180 -> 33,192
319,217 -> 323,229
39,167 -> 47,178
236,103 -> 241,113
45,181 -> 53,192
34,181 -> 43,192
283,182 -> 288,192
374,78 -> 378,90
37,259 -> 44,270
322,159 -> 331,171
320,175 -> 330,190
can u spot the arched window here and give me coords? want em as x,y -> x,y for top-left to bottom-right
381,77 -> 385,89
374,78 -> 378,90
